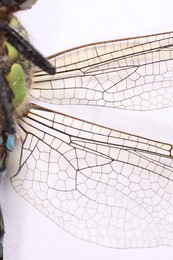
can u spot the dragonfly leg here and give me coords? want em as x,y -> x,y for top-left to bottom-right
0,25 -> 56,75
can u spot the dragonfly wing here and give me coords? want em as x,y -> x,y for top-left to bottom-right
31,32 -> 173,110
11,104 -> 173,248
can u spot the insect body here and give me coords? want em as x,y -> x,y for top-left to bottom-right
0,12 -> 30,260
0,1 -> 55,258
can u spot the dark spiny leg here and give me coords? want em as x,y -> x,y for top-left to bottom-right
0,25 -> 56,75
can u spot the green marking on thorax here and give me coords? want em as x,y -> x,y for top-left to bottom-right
6,64 -> 26,108
5,17 -> 28,109
5,42 -> 18,60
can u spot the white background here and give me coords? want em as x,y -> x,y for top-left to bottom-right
1,0 -> 173,259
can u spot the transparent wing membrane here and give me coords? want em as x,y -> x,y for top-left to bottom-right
12,105 -> 173,248
31,32 -> 173,110
11,32 -> 173,249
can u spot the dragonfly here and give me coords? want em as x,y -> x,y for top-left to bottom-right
1,0 -> 173,259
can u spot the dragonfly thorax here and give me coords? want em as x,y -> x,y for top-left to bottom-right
0,16 -> 32,173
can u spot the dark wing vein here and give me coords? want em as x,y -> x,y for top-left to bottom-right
31,32 -> 173,110
11,104 -> 173,248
